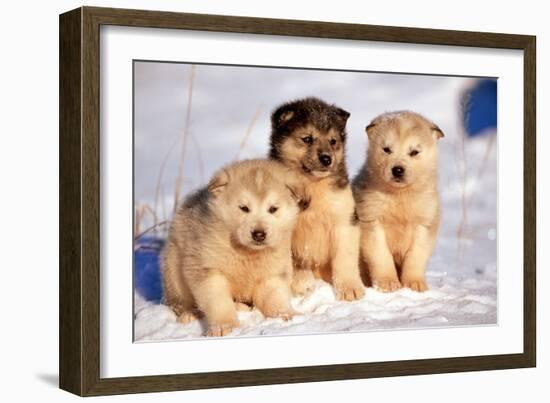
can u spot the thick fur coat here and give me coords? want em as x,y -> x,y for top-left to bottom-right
162,159 -> 308,336
269,97 -> 365,301
353,111 -> 444,292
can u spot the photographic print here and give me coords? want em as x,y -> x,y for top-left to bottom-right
133,61 -> 498,341
60,7 -> 535,395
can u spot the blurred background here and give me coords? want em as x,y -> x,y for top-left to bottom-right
133,61 -> 497,304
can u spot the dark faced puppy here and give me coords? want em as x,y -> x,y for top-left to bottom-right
270,97 -> 350,187
269,97 -> 365,301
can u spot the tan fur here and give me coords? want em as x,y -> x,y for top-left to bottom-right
291,176 -> 363,300
353,111 -> 443,292
273,120 -> 364,301
162,159 -> 307,336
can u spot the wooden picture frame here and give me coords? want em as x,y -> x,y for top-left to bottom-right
59,6 -> 536,396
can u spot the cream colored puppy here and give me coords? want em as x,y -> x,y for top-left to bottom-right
162,159 -> 308,337
353,111 -> 444,292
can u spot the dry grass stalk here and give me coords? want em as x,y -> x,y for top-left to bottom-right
454,93 -> 470,269
234,105 -> 262,160
173,65 -> 196,215
189,132 -> 205,183
153,137 -> 178,228
135,203 -> 156,237
465,133 -> 496,213
134,220 -> 170,241
456,90 -> 497,242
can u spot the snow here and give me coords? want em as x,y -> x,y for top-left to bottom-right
135,273 -> 496,341
133,63 -> 497,341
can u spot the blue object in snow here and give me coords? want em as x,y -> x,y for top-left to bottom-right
462,79 -> 497,137
134,237 -> 164,303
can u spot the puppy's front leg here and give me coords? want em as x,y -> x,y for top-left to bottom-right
401,225 -> 435,292
362,222 -> 401,292
193,271 -> 238,337
290,265 -> 316,296
254,275 -> 295,320
331,224 -> 365,301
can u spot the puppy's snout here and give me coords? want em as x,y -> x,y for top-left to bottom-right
392,165 -> 405,179
251,229 -> 266,243
319,153 -> 332,167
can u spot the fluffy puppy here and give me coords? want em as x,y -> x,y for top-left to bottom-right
269,97 -> 365,301
162,159 -> 307,337
353,111 -> 444,292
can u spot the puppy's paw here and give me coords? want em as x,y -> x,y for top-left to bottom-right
373,277 -> 402,293
260,303 -> 296,321
263,309 -> 295,321
177,309 -> 203,324
206,321 -> 238,337
291,275 -> 316,297
291,283 -> 315,297
402,278 -> 428,292
278,311 -> 295,321
334,281 -> 365,301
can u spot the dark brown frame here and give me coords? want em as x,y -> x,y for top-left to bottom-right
59,6 -> 536,396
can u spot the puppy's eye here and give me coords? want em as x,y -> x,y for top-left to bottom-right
268,206 -> 278,214
239,205 -> 250,213
302,135 -> 313,144
383,147 -> 392,154
330,139 -> 337,146
409,150 -> 420,157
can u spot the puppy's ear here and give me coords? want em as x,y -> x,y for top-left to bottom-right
431,124 -> 445,140
279,110 -> 295,123
272,106 -> 295,129
207,169 -> 229,196
285,179 -> 311,211
365,122 -> 376,139
335,108 -> 351,138
336,107 -> 350,122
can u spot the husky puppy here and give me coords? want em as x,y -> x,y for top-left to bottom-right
162,159 -> 308,336
269,97 -> 365,301
353,111 -> 444,292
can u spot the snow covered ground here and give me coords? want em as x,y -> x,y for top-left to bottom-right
135,274 -> 496,341
133,62 -> 497,341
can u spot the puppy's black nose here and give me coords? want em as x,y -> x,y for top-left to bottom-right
392,165 -> 405,178
319,153 -> 332,167
251,229 -> 266,242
